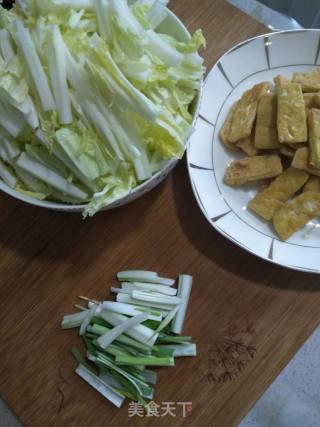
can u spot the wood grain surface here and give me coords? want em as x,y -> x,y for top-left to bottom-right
1,1 -> 319,426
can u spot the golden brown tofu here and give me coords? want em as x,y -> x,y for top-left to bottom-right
228,82 -> 271,143
224,155 -> 283,186
293,69 -> 320,92
280,145 -> 295,158
274,75 -> 290,86
287,142 -> 308,150
273,191 -> 320,240
308,108 -> 320,168
292,147 -> 320,176
277,83 -> 308,143
248,167 -> 309,220
303,176 -> 320,192
304,92 -> 320,109
219,102 -> 240,151
254,93 -> 279,149
236,135 -> 258,156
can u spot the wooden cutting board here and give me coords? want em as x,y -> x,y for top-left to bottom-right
1,1 -> 320,426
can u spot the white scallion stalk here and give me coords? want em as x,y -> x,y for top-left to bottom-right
61,310 -> 89,329
116,293 -> 173,312
79,303 -> 101,336
48,26 -> 73,124
16,153 -> 89,201
131,290 -> 181,306
171,275 -> 193,334
99,371 -> 124,390
102,301 -> 162,321
99,310 -> 158,347
15,20 -> 55,111
157,343 -> 197,357
152,305 -> 179,336
122,282 -> 177,296
117,271 -> 175,286
75,364 -> 124,408
91,353 -> 145,396
110,287 -> 129,295
97,312 -> 149,349
140,369 -> 157,385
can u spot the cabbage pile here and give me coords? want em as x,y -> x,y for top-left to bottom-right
0,0 -> 205,215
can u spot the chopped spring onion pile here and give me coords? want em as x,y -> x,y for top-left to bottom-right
0,1 -> 205,216
61,270 -> 195,409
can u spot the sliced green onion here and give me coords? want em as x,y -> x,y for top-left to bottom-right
131,290 -> 181,305
87,324 -> 151,354
171,275 -> 193,334
94,352 -> 145,397
97,312 -> 149,349
115,354 -> 175,367
116,293 -> 174,312
102,301 -> 162,321
150,305 -> 180,338
156,334 -> 192,344
117,271 -> 175,286
122,282 -> 177,296
140,369 -> 157,385
99,311 -> 158,347
152,346 -> 175,357
61,269 -> 196,408
71,346 -> 93,371
61,310 -> 88,329
79,303 -> 101,336
76,364 -> 125,408
156,343 -> 197,357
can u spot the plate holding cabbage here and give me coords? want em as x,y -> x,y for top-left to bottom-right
0,0 -> 205,216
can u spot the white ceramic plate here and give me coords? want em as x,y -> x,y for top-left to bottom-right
187,29 -> 320,273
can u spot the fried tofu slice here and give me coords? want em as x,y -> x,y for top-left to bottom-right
236,135 -> 258,156
308,108 -> 320,168
274,75 -> 290,86
248,167 -> 309,220
303,176 -> 320,192
292,69 -> 320,92
280,145 -> 295,158
287,142 -> 308,150
219,102 -> 240,151
304,92 -> 320,109
224,155 -> 283,186
273,191 -> 320,240
292,147 -> 320,177
228,82 -> 271,143
254,93 -> 279,149
277,83 -> 307,143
